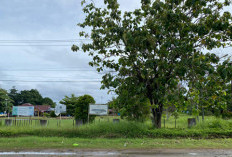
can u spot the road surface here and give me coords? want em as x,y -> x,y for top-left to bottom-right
0,149 -> 232,157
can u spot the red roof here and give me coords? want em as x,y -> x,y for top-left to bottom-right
20,104 -> 50,112
34,105 -> 50,112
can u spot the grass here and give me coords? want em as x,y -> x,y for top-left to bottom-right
1,115 -> 232,150
1,136 -> 232,150
1,115 -> 232,138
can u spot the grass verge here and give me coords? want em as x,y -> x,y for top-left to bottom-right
1,121 -> 232,138
1,136 -> 232,150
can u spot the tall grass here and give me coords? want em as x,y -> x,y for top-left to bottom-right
1,115 -> 232,138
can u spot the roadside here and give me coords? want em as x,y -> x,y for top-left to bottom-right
0,136 -> 232,150
0,149 -> 232,157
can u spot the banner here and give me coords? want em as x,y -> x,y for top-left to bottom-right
55,104 -> 66,116
89,104 -> 108,115
12,106 -> 34,116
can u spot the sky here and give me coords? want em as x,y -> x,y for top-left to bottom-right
0,0 -> 231,105
0,0 -> 141,104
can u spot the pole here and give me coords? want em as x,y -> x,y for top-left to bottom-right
60,113 -> 61,124
5,98 -> 9,119
88,104 -> 90,124
231,80 -> 232,111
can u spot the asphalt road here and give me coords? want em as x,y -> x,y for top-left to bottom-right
0,149 -> 232,157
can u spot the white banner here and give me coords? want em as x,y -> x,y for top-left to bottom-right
55,104 -> 66,116
12,106 -> 34,116
89,104 -> 108,115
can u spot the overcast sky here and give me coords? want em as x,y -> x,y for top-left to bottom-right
0,0 -> 141,104
0,0 -> 231,105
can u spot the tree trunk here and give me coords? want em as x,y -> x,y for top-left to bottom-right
151,105 -> 163,128
202,107 -> 204,122
200,88 -> 204,122
231,80 -> 232,111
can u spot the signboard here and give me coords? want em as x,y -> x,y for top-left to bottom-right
12,106 -> 34,116
55,104 -> 66,116
89,104 -> 108,115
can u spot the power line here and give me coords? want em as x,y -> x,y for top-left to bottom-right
0,75 -> 101,79
0,45 -> 72,46
0,80 -> 101,82
0,39 -> 91,46
0,69 -> 97,71
0,39 -> 91,42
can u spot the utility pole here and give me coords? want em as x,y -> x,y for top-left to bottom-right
5,98 -> 8,119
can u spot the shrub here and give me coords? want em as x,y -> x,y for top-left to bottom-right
222,111 -> 232,119
43,113 -> 50,117
50,111 -> 57,117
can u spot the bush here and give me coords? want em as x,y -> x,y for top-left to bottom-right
74,95 -> 96,123
43,113 -> 50,117
222,111 -> 232,119
50,111 -> 57,117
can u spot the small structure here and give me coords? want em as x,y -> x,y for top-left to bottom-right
34,105 -> 51,116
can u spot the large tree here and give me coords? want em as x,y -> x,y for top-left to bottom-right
73,0 -> 232,128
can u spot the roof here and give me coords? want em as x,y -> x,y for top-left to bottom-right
34,105 -> 50,112
20,104 -> 50,112
21,103 -> 33,106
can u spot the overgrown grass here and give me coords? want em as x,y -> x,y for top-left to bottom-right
1,115 -> 232,138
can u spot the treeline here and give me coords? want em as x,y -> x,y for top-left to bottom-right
0,86 -> 56,113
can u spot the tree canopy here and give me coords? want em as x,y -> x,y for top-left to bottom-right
60,94 -> 79,116
74,0 -> 232,128
8,87 -> 56,106
60,94 -> 95,122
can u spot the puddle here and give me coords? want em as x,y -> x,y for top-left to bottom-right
0,152 -> 76,155
189,153 -> 198,156
0,151 -> 120,156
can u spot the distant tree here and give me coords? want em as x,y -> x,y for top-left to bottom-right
74,94 -> 96,123
42,97 -> 56,108
60,94 -> 96,121
60,94 -> 79,116
8,86 -> 20,106
18,89 -> 43,105
9,87 -> 55,107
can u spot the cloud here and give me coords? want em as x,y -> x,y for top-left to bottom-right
0,0 -> 142,104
